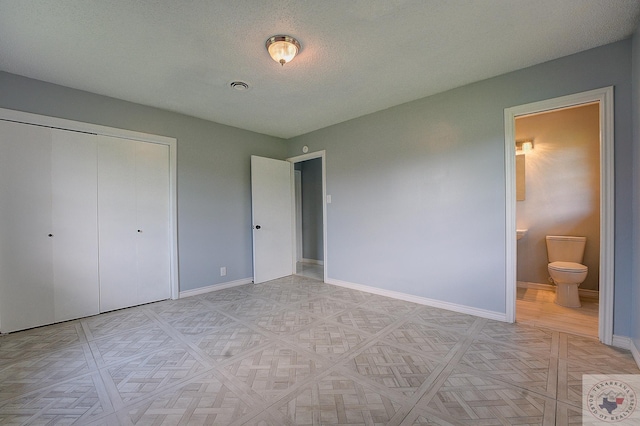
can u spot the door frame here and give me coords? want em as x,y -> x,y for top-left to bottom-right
287,150 -> 328,281
503,86 -> 614,344
0,107 -> 180,301
294,170 -> 303,262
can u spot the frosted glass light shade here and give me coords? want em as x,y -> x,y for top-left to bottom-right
266,35 -> 300,66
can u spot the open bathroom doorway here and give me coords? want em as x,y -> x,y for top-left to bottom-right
504,87 -> 614,344
288,151 -> 327,282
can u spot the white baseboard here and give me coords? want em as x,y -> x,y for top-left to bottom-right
179,278 -> 253,299
610,336 -> 640,369
301,258 -> 324,266
325,278 -> 507,322
612,335 -> 632,350
517,281 -> 599,298
626,337 -> 640,369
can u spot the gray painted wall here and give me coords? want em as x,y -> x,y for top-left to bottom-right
632,24 -> 640,349
287,40 -> 633,335
300,158 -> 323,261
0,71 -> 287,292
0,38 -> 637,338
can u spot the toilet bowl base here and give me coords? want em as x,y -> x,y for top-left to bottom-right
554,282 -> 581,308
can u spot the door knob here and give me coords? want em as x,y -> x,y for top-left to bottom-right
48,234 -> 53,237
137,229 -> 142,233
255,225 -> 261,230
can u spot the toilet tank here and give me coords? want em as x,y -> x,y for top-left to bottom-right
545,236 -> 586,263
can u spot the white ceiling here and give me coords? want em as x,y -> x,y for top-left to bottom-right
1,1 -> 639,139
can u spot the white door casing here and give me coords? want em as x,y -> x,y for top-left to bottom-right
504,86 -> 614,344
287,151 -> 328,282
295,170 -> 303,262
251,155 -> 294,284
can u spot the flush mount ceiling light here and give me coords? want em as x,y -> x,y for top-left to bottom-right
265,35 -> 300,66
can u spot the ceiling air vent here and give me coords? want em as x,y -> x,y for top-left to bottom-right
230,81 -> 249,91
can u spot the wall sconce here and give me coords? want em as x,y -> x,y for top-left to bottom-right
516,140 -> 534,153
266,35 -> 300,66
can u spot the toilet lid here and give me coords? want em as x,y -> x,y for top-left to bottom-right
549,261 -> 588,273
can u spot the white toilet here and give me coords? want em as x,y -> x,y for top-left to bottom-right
546,235 -> 588,308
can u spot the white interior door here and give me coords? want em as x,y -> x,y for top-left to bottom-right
98,136 -> 138,311
0,120 -> 54,332
98,135 -> 171,311
135,141 -> 171,303
51,129 -> 99,322
251,155 -> 293,283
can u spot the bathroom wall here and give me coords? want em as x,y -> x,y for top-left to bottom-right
516,104 -> 600,291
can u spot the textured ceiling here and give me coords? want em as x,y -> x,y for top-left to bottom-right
1,1 -> 639,139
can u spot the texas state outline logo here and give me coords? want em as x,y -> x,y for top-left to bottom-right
584,375 -> 638,424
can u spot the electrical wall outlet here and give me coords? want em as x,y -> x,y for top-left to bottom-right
220,267 -> 227,276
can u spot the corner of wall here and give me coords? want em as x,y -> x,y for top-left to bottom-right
631,23 -> 640,351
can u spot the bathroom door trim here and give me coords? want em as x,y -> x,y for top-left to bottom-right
504,86 -> 614,345
287,150 -> 328,282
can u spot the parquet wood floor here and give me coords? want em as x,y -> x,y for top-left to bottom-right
516,287 -> 598,338
0,276 -> 636,425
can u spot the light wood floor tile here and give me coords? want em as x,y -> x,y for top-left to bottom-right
104,346 -> 211,405
516,287 -> 598,338
381,320 -> 463,358
89,325 -> 178,367
458,341 -> 558,397
412,307 -> 480,332
223,343 -> 325,402
190,323 -> 273,363
329,308 -> 400,335
122,372 -> 253,426
0,372 -> 113,424
276,370 -> 403,425
343,341 -> 445,397
423,369 -> 557,425
0,275 -> 637,424
282,320 -> 372,360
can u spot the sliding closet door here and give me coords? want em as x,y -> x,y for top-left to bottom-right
0,122 -> 100,332
50,129 -> 99,322
98,136 -> 138,311
98,136 -> 171,312
135,141 -> 171,303
0,120 -> 54,332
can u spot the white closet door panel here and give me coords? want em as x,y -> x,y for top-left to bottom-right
98,136 -> 138,312
135,142 -> 171,303
0,120 -> 54,332
51,129 -> 99,322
